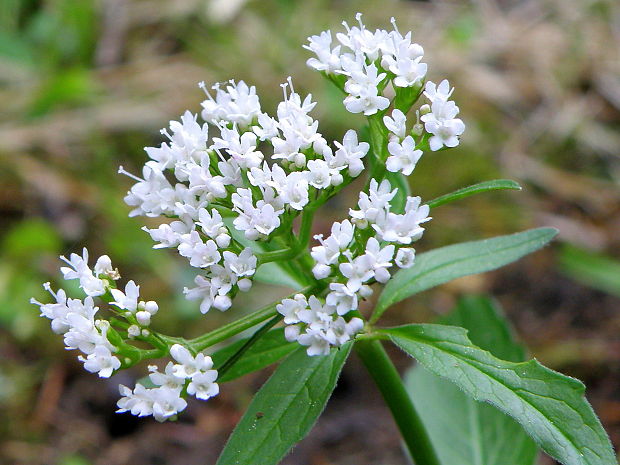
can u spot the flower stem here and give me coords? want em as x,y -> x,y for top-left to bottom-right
188,285 -> 318,352
217,314 -> 282,377
354,339 -> 440,465
257,207 -> 317,264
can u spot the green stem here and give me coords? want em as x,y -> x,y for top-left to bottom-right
355,339 -> 440,465
217,314 -> 282,377
188,285 -> 318,352
257,208 -> 317,264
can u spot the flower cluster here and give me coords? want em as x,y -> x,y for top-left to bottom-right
277,295 -> 364,356
305,14 -> 427,116
31,248 -> 220,422
117,344 -> 218,422
277,179 -> 430,355
304,14 -> 463,152
122,75 -> 370,315
271,14 -> 458,356
31,249 -> 122,378
32,13 -> 466,422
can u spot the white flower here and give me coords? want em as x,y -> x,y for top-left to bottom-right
420,100 -> 465,151
94,255 -> 114,277
386,135 -> 423,176
424,79 -> 453,103
324,317 -> 364,346
187,371 -> 220,400
212,124 -> 264,169
395,248 -> 416,268
151,386 -> 187,422
339,255 -> 375,292
184,275 -> 216,314
304,30 -> 342,74
32,284 -> 98,334
276,294 -> 308,324
373,196 -> 431,244
110,280 -> 140,313
223,248 -> 257,278
149,362 -> 186,390
60,248 -> 107,296
297,327 -> 332,356
143,220 -> 192,249
117,383 -> 155,418
181,235 -> 221,269
326,282 -> 358,315
169,344 -> 214,379
333,130 -> 369,177
349,179 -> 396,226
79,345 -> 121,378
200,80 -> 261,128
342,62 -> 390,116
280,172 -> 310,210
364,237 -> 395,283
122,164 -> 177,218
383,109 -> 407,140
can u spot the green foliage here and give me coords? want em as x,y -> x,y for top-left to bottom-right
385,324 -> 616,465
2,218 -> 61,262
371,227 -> 558,323
405,296 -> 537,465
211,328 -> 296,383
559,244 -> 620,297
426,179 -> 522,209
216,343 -> 352,465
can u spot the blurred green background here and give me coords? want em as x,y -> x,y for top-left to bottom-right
1,0 -> 619,464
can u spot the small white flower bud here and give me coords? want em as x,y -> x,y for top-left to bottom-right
141,329 -> 150,337
312,264 -> 332,279
419,104 -> 431,115
136,311 -> 151,326
95,320 -> 110,331
216,234 -> 231,248
293,153 -> 306,167
144,301 -> 159,314
359,285 -> 373,298
128,325 -> 140,338
330,173 -> 343,186
237,278 -> 252,292
213,295 -> 232,311
284,324 -> 301,342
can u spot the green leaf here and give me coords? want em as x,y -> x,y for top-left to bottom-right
559,244 -> 620,298
253,261 -> 304,289
217,344 -> 352,465
405,296 -> 537,465
384,324 -> 616,465
427,179 -> 521,209
211,328 -> 297,383
372,228 -> 558,323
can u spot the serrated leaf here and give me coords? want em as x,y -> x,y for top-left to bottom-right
216,344 -> 352,465
211,328 -> 297,383
427,179 -> 521,209
372,228 -> 558,323
384,324 -> 616,465
405,296 -> 537,465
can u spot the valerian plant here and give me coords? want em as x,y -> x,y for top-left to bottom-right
32,14 -> 616,465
